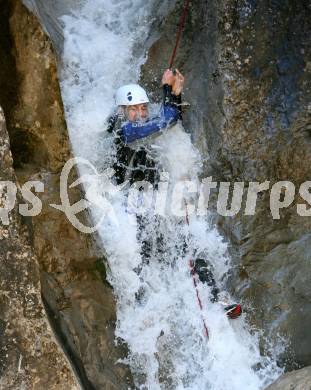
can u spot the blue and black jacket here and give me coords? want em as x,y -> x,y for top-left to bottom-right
120,85 -> 182,144
107,85 -> 182,184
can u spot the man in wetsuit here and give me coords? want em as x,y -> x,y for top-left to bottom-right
107,68 -> 184,185
107,70 -> 242,319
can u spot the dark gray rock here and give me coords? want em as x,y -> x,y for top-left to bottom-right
142,0 -> 311,370
265,366 -> 311,390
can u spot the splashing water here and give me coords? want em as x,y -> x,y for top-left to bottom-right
50,0 -> 282,388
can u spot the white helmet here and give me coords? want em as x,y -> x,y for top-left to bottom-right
115,84 -> 149,106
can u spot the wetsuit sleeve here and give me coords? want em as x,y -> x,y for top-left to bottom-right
163,84 -> 182,120
122,109 -> 179,144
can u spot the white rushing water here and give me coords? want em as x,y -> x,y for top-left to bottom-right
55,0 -> 282,388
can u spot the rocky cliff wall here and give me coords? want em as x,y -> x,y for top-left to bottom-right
0,107 -> 77,389
142,0 -> 311,370
0,1 -> 132,388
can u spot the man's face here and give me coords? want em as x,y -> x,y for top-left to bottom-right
125,103 -> 149,122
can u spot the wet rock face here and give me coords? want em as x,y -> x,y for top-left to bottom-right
264,366 -> 311,390
3,0 -> 70,174
213,0 -> 311,369
0,1 -> 132,388
142,0 -> 311,369
0,107 -> 77,389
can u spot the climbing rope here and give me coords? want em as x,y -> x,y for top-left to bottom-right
169,0 -> 209,338
169,0 -> 191,69
185,201 -> 209,339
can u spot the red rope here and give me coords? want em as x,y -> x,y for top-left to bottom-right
169,0 -> 191,69
169,0 -> 208,338
185,202 -> 209,339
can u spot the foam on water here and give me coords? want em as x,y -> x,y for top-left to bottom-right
57,0 -> 282,388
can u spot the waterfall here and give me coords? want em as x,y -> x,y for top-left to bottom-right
26,0 -> 283,388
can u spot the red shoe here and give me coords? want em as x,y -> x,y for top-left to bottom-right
225,304 -> 242,319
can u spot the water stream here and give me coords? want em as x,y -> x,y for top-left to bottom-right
28,1 -> 283,388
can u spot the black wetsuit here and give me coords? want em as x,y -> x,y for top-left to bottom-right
192,258 -> 219,302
